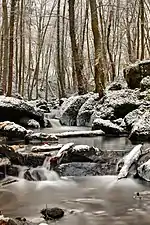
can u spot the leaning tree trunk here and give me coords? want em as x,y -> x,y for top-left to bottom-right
89,0 -> 106,98
68,0 -> 87,95
7,0 -> 17,96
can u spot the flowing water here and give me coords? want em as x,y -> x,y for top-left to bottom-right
1,118 -> 150,224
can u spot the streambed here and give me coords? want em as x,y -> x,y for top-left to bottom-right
1,119 -> 150,225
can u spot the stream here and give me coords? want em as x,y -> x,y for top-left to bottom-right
1,118 -> 150,225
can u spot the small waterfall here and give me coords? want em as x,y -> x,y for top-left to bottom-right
18,164 -> 60,181
44,114 -> 61,127
49,119 -> 61,127
42,156 -> 51,170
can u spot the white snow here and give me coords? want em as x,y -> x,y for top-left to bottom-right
31,144 -> 63,152
0,121 -> 27,133
52,130 -> 104,138
56,143 -> 74,157
117,144 -> 142,179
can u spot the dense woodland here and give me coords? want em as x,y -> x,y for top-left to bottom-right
0,0 -> 148,100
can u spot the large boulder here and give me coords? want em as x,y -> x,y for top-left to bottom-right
0,96 -> 45,127
76,94 -> 99,126
91,89 -> 140,122
59,94 -> 90,126
57,162 -> 102,176
92,118 -> 126,135
0,121 -> 28,140
129,110 -> 150,142
60,144 -> 102,164
123,103 -> 150,130
124,60 -> 150,89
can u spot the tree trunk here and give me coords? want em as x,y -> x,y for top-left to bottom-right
0,24 -> 4,84
140,0 -> 144,60
2,0 -> 8,93
89,0 -> 106,98
18,0 -> 24,94
57,0 -> 66,98
7,0 -> 17,96
68,0 -> 87,95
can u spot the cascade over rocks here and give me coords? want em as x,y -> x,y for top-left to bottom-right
124,60 -> 150,89
58,94 -> 91,126
0,96 -> 45,127
92,118 -> 126,135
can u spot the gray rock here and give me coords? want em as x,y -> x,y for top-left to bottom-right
76,94 -> 99,126
28,99 -> 50,113
113,118 -> 124,126
56,150 -> 126,176
91,89 -> 140,123
41,207 -> 64,220
57,162 -> 102,176
92,118 -> 126,135
129,110 -> 150,142
140,76 -> 150,91
137,159 -> 150,182
0,96 -> 45,127
59,94 -> 90,126
0,121 -> 28,140
124,60 -> 150,89
107,79 -> 127,91
20,117 -> 40,129
61,145 -> 102,163
24,132 -> 58,144
124,104 -> 150,130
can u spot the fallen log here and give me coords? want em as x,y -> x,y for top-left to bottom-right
31,144 -> 63,153
50,130 -> 105,138
117,144 -> 143,179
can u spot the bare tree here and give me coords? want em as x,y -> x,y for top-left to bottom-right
7,0 -> 17,96
89,0 -> 106,98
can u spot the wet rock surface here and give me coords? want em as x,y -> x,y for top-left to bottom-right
56,150 -> 126,176
60,145 -> 102,164
0,216 -> 34,225
41,207 -> 64,220
92,118 -> 126,135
